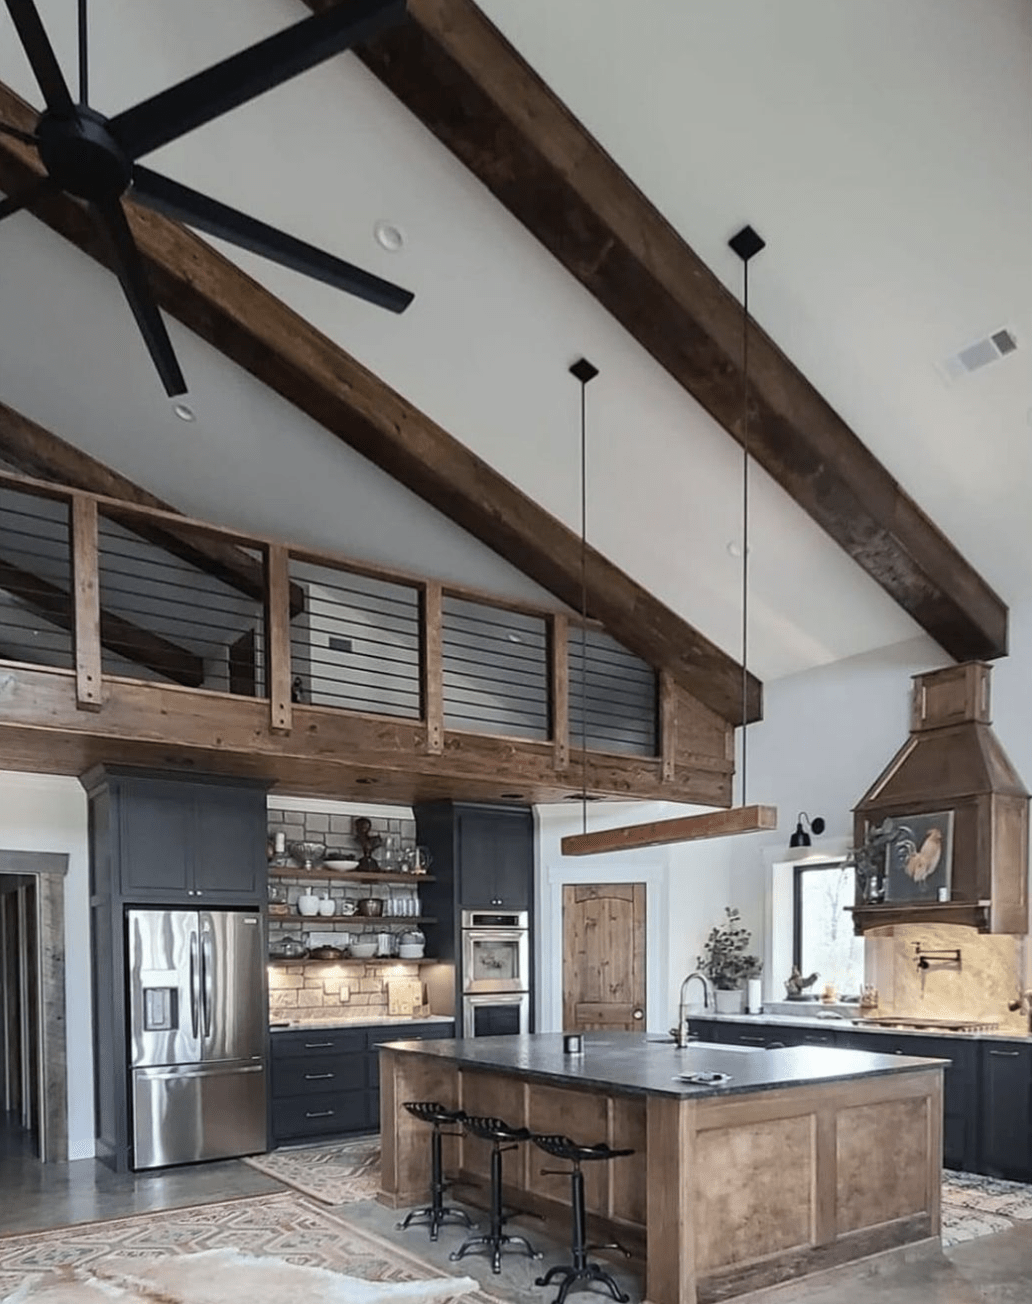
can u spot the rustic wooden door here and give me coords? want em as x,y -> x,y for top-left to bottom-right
562,883 -> 646,1031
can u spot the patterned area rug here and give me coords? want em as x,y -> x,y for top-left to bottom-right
243,1137 -> 381,1206
941,1170 -> 1032,1247
0,1192 -> 489,1304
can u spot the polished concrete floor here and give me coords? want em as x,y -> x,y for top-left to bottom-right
3,1118 -> 1032,1304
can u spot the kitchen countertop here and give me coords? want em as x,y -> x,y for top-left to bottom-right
376,1029 -> 945,1100
699,1010 -> 1031,1042
269,1014 -> 455,1032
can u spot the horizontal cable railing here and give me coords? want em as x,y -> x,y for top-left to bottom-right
569,627 -> 658,756
289,559 -> 421,718
0,485 -> 74,671
0,469 -> 670,765
97,507 -> 265,692
442,595 -> 549,740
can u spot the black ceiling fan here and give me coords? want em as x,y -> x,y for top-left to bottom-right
0,0 -> 414,397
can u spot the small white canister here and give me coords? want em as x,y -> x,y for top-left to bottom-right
746,978 -> 763,1015
297,890 -> 320,917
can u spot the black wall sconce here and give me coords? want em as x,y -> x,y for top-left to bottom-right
789,812 -> 826,848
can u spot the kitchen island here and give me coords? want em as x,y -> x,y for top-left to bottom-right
378,1032 -> 945,1304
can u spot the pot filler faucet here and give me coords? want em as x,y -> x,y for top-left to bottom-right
674,972 -> 713,1048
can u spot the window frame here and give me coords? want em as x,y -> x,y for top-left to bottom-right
792,857 -> 857,976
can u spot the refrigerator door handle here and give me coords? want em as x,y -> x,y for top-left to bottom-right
201,929 -> 214,1039
188,930 -> 200,1040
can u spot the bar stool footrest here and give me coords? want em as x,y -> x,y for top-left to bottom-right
534,1262 -> 630,1304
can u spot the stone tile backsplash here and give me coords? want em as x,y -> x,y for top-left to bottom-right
266,801 -> 426,1021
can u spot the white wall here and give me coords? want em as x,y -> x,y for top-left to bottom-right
0,772 -> 93,1159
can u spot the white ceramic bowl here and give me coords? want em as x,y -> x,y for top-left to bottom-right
349,942 -> 378,958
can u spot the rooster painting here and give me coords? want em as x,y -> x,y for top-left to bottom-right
885,813 -> 953,900
899,826 -> 944,883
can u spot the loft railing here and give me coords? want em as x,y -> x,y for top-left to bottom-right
0,467 -> 662,763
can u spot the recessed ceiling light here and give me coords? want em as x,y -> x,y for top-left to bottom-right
172,403 -> 195,422
373,220 -> 404,252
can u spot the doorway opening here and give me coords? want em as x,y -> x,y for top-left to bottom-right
0,851 -> 68,1163
1,874 -> 41,1159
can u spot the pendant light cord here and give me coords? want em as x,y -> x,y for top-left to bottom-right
579,377 -> 588,836
740,259 -> 750,807
78,0 -> 88,105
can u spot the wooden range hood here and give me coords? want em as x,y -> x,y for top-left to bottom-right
851,662 -> 1029,935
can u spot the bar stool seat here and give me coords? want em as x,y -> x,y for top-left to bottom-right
397,1101 -> 476,1241
532,1134 -> 635,1304
449,1114 -> 541,1274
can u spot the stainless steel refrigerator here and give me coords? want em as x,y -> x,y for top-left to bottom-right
127,908 -> 267,1169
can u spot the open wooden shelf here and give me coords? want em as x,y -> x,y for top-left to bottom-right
847,900 -> 991,934
268,868 -> 435,885
268,915 -> 436,926
268,954 -> 433,964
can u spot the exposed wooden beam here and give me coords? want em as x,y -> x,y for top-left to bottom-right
340,0 -> 1007,664
561,804 -> 778,857
0,398 -> 305,616
0,81 -> 759,727
0,553 -> 204,687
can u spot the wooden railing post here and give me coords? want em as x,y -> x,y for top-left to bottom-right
266,544 -> 292,735
71,494 -> 102,711
423,581 -> 443,755
660,669 -> 676,783
551,613 -> 569,771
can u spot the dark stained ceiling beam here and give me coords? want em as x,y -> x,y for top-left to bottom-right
0,399 -> 305,617
0,81 -> 760,726
0,553 -> 204,686
336,0 -> 1007,663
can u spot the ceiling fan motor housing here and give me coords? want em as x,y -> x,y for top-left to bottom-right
37,106 -> 131,202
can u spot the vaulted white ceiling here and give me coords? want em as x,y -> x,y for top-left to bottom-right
0,0 -> 1028,688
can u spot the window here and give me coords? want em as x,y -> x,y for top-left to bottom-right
793,860 -> 864,996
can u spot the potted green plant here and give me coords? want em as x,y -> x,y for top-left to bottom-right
697,907 -> 763,1014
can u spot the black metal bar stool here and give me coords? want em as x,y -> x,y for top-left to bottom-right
397,1101 -> 476,1241
531,1134 -> 635,1304
449,1114 -> 541,1273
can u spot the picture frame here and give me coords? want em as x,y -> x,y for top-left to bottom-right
881,810 -> 954,902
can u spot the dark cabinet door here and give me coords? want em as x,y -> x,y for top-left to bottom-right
118,778 -> 194,900
979,1043 -> 1032,1181
193,787 -> 266,902
458,807 -> 533,909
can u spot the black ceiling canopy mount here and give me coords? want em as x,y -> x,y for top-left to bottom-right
0,0 -> 414,396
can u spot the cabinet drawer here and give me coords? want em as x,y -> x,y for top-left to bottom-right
272,1090 -> 373,1140
271,1029 -> 366,1059
272,1054 -> 366,1097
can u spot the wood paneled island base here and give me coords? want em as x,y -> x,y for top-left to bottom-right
378,1033 -> 944,1304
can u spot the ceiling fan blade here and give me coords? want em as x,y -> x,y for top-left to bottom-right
91,199 -> 187,397
0,175 -> 51,223
0,120 -> 39,147
3,0 -> 74,112
108,0 -> 406,162
132,166 -> 414,313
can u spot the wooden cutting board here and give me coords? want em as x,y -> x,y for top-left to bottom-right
388,977 -> 424,1016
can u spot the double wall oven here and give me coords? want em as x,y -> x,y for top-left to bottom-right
460,909 -> 530,1036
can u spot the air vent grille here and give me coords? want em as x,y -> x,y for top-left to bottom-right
942,327 -> 1018,380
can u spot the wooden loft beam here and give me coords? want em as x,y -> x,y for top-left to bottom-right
0,81 -> 759,727
341,0 -> 1008,664
0,553 -> 204,687
0,399 -> 305,617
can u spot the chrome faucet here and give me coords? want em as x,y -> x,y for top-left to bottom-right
674,972 -> 712,1047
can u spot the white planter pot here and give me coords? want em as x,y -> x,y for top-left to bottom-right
714,988 -> 744,1014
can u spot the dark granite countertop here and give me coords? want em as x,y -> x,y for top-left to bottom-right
702,1011 -> 1030,1043
376,1030 -> 946,1100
